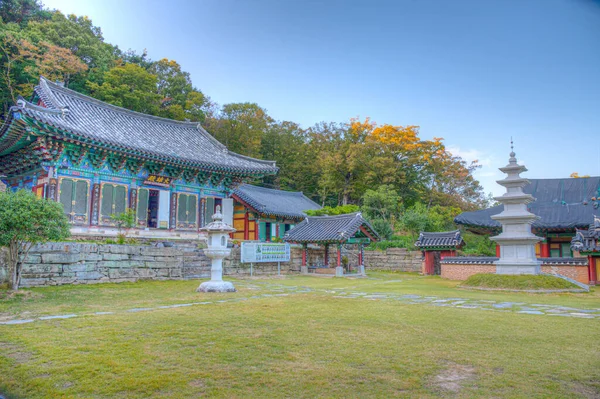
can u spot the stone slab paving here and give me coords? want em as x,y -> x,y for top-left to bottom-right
1,281 -> 599,326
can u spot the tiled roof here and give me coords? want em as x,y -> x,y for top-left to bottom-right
440,256 -> 587,265
232,184 -> 321,220
414,230 -> 464,249
4,77 -> 277,174
284,212 -> 380,244
571,216 -> 600,253
455,177 -> 600,231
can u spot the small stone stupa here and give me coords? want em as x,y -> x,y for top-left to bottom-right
490,142 -> 542,275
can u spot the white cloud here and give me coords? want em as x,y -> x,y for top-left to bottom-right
447,145 -> 504,196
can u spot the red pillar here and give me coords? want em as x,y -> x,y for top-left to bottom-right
540,241 -> 550,258
244,211 -> 249,240
358,246 -> 363,266
337,245 -> 341,267
588,255 -> 597,285
495,245 -> 501,257
302,244 -> 307,266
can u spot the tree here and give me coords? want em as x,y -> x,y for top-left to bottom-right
361,185 -> 401,224
0,0 -> 50,26
0,190 -> 70,290
205,102 -> 272,158
87,63 -> 161,114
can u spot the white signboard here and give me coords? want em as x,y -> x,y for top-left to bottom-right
241,242 -> 290,263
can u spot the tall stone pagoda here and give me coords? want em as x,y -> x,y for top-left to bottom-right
490,143 -> 542,274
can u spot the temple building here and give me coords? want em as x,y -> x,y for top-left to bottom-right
0,77 -> 278,237
231,184 -> 321,242
455,176 -> 600,259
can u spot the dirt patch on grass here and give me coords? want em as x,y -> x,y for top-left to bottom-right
567,380 -> 600,399
0,289 -> 41,301
432,362 -> 476,393
0,342 -> 34,364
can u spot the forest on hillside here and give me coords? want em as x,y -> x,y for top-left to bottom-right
0,0 -> 492,240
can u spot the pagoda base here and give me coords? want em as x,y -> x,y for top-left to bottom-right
495,261 -> 541,275
196,281 -> 236,293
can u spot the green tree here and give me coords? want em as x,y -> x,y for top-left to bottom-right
205,102 -> 272,158
361,185 -> 401,224
0,0 -> 50,26
149,58 -> 208,122
87,63 -> 161,114
0,190 -> 70,290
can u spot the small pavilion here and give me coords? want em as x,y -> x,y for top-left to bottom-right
415,230 -> 465,275
284,213 -> 379,276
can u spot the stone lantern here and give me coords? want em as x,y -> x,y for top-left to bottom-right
196,205 -> 237,293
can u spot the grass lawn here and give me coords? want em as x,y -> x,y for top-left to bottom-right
0,273 -> 599,398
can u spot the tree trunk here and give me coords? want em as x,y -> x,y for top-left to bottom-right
8,240 -> 19,291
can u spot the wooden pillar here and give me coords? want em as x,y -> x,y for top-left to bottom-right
244,211 -> 249,240
47,178 -> 58,202
169,192 -> 177,230
90,183 -> 101,226
302,244 -> 307,266
199,197 -> 206,228
358,244 -> 363,266
588,255 -> 597,285
324,244 -> 329,266
337,244 -> 341,267
130,188 -> 138,214
540,241 -> 550,258
495,244 -> 501,257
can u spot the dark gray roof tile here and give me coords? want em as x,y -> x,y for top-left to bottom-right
415,230 -> 464,249
13,77 -> 277,174
284,212 -> 379,243
233,184 -> 321,220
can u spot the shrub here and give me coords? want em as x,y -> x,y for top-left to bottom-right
0,190 -> 71,290
305,205 -> 360,216
369,218 -> 394,240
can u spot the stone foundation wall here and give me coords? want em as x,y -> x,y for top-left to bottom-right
0,243 -> 424,288
16,243 -> 303,288
363,248 -> 422,272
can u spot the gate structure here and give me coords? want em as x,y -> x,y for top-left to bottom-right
415,230 -> 465,275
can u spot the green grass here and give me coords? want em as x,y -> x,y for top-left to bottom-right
463,273 -> 580,290
0,273 -> 599,398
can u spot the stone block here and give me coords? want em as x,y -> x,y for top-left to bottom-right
76,271 -> 104,280
169,269 -> 182,278
102,253 -> 130,261
23,254 -> 42,264
84,253 -> 103,261
41,253 -> 82,264
63,263 -> 97,273
147,261 -> 181,269
134,269 -> 156,279
108,268 -> 135,279
21,264 -> 61,274
131,255 -> 157,262
155,269 -> 170,277
108,245 -> 142,255
141,247 -> 181,256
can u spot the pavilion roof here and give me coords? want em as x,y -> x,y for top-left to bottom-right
0,77 -> 277,175
414,230 -> 464,249
455,177 -> 600,232
284,212 -> 379,244
232,184 -> 321,220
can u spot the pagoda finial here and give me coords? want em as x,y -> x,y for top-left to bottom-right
509,137 -> 516,164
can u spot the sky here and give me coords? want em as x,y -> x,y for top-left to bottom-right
41,0 -> 600,196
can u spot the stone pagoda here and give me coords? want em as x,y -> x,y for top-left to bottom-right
490,143 -> 542,275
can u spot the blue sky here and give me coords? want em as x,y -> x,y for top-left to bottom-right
42,0 -> 600,196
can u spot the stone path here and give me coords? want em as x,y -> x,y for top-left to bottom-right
1,281 -> 599,326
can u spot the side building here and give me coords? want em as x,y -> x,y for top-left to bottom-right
231,184 -> 321,241
0,77 -> 278,238
455,176 -> 600,259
